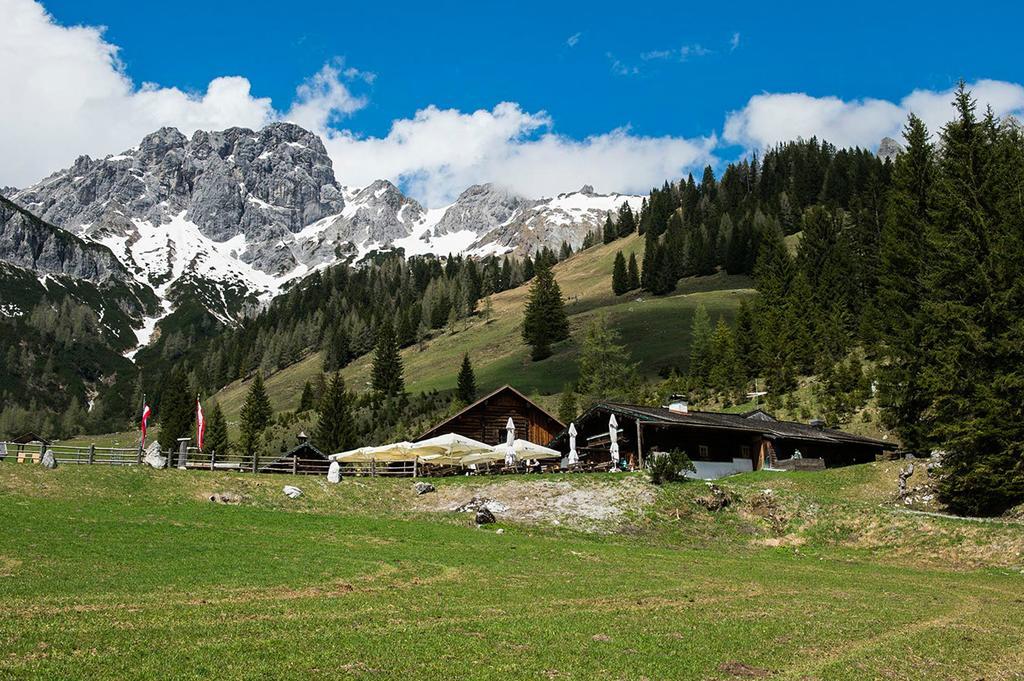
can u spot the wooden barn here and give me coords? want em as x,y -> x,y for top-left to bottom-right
418,385 -> 564,447
549,399 -> 893,478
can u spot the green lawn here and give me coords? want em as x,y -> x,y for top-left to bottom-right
2,462 -> 1022,679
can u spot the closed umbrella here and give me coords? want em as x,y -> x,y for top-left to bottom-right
567,422 -> 579,466
504,417 -> 517,466
608,414 -> 620,468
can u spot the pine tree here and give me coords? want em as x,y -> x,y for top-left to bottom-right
238,373 -> 272,463
616,202 -> 637,237
877,113 -> 935,453
204,402 -> 230,457
602,214 -> 617,244
322,324 -> 351,372
641,229 -> 659,292
314,372 -> 354,454
522,263 -> 570,361
557,387 -> 578,425
298,380 -> 316,413
371,320 -> 405,397
709,318 -> 742,392
611,251 -> 629,295
456,353 -> 477,404
626,252 -> 640,290
157,369 -> 192,451
576,317 -> 639,401
688,304 -> 713,382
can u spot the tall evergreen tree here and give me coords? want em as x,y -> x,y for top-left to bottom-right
557,387 -> 578,425
456,353 -> 477,404
611,251 -> 629,295
315,372 -> 354,454
688,304 -> 713,382
626,252 -> 640,290
298,380 -> 316,413
204,402 -> 230,457
238,373 -> 272,463
522,263 -> 570,361
877,113 -> 935,453
157,369 -> 193,452
576,317 -> 639,401
322,325 -> 351,373
709,317 -> 743,392
602,214 -> 617,244
371,320 -> 405,397
616,202 -> 637,237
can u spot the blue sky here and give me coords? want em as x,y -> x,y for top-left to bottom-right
4,0 -> 1024,203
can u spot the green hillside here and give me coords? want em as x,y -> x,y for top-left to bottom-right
2,461 -> 1022,679
212,235 -> 755,424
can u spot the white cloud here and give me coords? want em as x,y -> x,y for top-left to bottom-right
730,32 -> 740,51
322,103 -> 717,206
566,32 -> 581,47
0,0 -> 280,186
723,80 -> 1024,151
606,53 -> 639,77
285,60 -> 369,132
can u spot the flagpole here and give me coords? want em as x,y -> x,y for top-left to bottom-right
136,392 -> 146,464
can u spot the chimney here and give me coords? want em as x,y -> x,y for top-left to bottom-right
666,395 -> 689,414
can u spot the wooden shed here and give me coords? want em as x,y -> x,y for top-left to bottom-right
418,385 -> 564,447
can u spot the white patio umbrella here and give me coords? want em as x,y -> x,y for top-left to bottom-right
504,416 -> 517,466
608,414 -> 620,468
412,433 -> 491,465
461,438 -> 562,466
331,441 -> 418,462
567,422 -> 579,466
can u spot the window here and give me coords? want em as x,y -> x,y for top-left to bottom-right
741,445 -> 751,459
698,445 -> 709,458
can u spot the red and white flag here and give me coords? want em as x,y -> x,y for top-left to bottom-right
196,398 -> 206,451
140,403 -> 151,446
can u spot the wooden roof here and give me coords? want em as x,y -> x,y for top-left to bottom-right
418,385 -> 564,441
551,402 -> 893,450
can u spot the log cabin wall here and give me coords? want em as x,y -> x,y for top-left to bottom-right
419,386 -> 564,446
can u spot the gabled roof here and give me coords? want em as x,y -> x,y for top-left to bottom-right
552,402 -> 892,449
418,385 -> 564,440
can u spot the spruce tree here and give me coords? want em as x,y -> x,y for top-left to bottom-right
157,369 -> 193,452
611,251 -> 629,295
204,402 -> 230,457
298,380 -> 316,413
557,387 -> 578,425
688,304 -> 713,382
371,320 -> 405,397
616,203 -> 637,237
322,325 -> 351,372
709,317 -> 742,392
314,372 -> 354,454
877,113 -> 935,453
456,353 -> 477,404
238,373 -> 272,463
522,263 -> 570,361
576,317 -> 639,401
602,214 -> 617,244
626,252 -> 640,290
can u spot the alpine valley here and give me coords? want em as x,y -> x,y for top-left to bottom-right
0,122 -> 641,431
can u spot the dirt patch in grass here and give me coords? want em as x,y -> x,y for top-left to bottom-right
0,556 -> 22,576
414,477 -> 656,530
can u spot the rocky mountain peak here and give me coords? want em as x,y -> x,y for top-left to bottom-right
877,136 -> 903,163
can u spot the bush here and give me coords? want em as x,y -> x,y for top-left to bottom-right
648,449 -> 696,485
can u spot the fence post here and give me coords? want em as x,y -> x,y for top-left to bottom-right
292,455 -> 298,475
252,453 -> 258,474
210,448 -> 215,472
136,442 -> 143,465
413,457 -> 418,478
88,444 -> 95,465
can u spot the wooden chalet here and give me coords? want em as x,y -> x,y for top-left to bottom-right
418,385 -> 564,446
549,399 -> 893,477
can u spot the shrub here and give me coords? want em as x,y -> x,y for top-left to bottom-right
648,449 -> 696,485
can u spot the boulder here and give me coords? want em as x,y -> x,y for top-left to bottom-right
327,461 -> 342,484
0,442 -> 6,461
695,483 -> 732,511
208,492 -> 243,505
40,449 -> 57,469
413,482 -> 436,495
475,507 -> 496,525
283,485 -> 303,499
142,442 -> 166,469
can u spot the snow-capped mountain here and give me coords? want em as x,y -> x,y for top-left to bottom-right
4,122 -> 641,356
